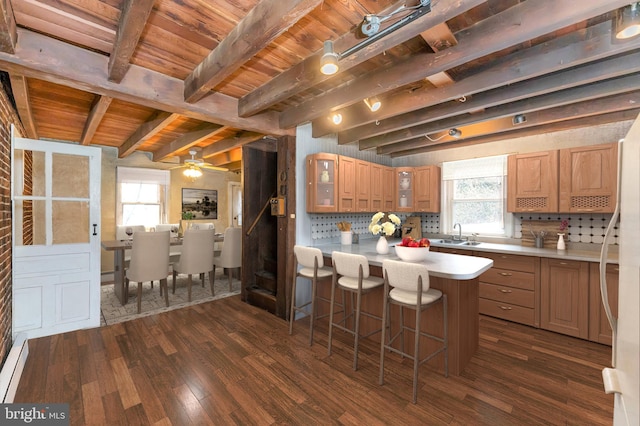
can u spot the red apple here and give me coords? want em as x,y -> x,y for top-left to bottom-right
408,240 -> 419,247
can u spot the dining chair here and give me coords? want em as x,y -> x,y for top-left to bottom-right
379,258 -> 448,404
191,222 -> 215,231
172,228 -> 216,301
212,227 -> 242,292
289,245 -> 333,346
155,223 -> 181,264
125,230 -> 171,313
328,251 -> 384,371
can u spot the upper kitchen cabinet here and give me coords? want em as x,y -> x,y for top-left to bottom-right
370,163 -> 394,212
395,168 -> 414,212
414,165 -> 441,213
507,151 -> 559,213
355,159 -> 371,212
306,153 -> 338,213
338,155 -> 357,212
559,143 -> 618,213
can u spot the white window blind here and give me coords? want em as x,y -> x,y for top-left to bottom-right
117,167 -> 170,185
442,155 -> 507,180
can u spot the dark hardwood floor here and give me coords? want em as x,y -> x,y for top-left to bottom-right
15,295 -> 613,425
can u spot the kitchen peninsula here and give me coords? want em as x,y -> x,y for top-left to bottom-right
316,239 -> 493,375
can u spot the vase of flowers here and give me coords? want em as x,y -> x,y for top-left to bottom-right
557,219 -> 568,250
369,212 -> 401,254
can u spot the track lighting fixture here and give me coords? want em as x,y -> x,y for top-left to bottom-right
512,114 -> 527,125
357,0 -> 432,38
614,2 -> 640,40
331,113 -> 343,125
425,128 -> 462,142
320,40 -> 340,75
364,97 -> 381,112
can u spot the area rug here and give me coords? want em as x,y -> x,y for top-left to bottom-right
100,271 -> 241,325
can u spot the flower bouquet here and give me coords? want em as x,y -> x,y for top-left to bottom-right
369,212 -> 401,254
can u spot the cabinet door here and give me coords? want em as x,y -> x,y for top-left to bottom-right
589,263 -> 619,345
414,165 -> 441,212
395,168 -> 414,211
370,163 -> 384,211
355,159 -> 371,212
507,150 -> 558,212
540,258 -> 589,339
338,155 -> 356,212
559,142 -> 618,213
382,166 -> 395,211
306,153 -> 338,212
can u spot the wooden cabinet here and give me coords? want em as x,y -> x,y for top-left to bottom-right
355,159 -> 370,212
414,165 -> 441,213
306,153 -> 338,213
507,150 -> 558,213
559,142 -> 618,213
382,166 -> 395,211
370,164 -> 395,212
540,258 -> 589,339
338,155 -> 356,212
478,252 -> 539,327
395,168 -> 414,211
589,262 -> 619,345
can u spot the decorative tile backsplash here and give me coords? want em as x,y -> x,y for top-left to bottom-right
515,214 -> 619,245
310,213 -> 440,241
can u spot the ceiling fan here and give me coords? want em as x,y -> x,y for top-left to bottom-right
171,149 -> 228,179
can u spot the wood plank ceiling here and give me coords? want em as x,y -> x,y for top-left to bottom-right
0,0 -> 638,171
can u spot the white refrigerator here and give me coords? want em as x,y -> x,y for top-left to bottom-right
600,116 -> 640,425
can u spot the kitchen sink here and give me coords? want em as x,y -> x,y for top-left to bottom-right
462,241 -> 482,246
434,239 -> 482,246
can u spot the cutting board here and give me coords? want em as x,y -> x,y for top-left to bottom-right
401,216 -> 422,240
521,220 -> 562,247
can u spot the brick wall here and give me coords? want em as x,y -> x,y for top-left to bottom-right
0,82 -> 26,367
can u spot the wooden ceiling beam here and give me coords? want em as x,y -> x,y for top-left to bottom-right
238,0 -> 485,117
380,90 -> 640,155
152,124 -> 224,161
363,56 -> 640,150
390,109 -> 640,157
207,148 -> 242,167
108,0 -> 155,83
80,95 -> 113,145
282,0 -> 632,129
420,22 -> 456,88
0,0 -> 17,53
184,0 -> 323,103
0,28 -> 290,136
8,74 -> 38,139
201,132 -> 264,158
332,20 -> 640,143
118,111 -> 180,157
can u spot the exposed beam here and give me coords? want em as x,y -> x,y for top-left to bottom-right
332,20 -> 640,143
152,124 -> 224,161
184,0 -> 323,103
108,0 -> 155,83
201,132 -> 264,158
0,0 -> 17,53
281,0 -> 632,129
0,28 -> 290,136
238,0 -> 485,117
390,109 -> 640,157
119,111 -> 180,158
420,22 -> 456,88
207,148 -> 242,167
381,90 -> 640,155
8,74 -> 38,138
80,95 -> 113,145
363,61 -> 640,151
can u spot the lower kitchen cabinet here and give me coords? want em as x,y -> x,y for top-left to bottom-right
540,258 -> 589,339
589,262 -> 619,345
478,252 -> 539,327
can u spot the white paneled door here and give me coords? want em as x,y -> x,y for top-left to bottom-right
11,131 -> 101,339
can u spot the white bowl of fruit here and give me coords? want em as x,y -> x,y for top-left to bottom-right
395,237 -> 431,262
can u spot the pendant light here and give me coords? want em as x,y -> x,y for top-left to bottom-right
614,2 -> 640,40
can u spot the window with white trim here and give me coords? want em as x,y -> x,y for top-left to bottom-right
116,167 -> 169,227
441,155 -> 512,237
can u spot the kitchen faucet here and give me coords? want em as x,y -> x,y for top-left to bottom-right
453,223 -> 462,241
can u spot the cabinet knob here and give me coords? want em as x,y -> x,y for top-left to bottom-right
500,255 -> 508,259
559,262 -> 568,265
499,289 -> 513,293
499,272 -> 513,277
499,306 -> 513,310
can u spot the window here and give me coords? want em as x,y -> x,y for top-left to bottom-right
441,155 -> 511,237
116,167 -> 169,227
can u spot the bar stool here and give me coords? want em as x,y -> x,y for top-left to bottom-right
328,251 -> 384,371
289,245 -> 333,346
379,258 -> 448,404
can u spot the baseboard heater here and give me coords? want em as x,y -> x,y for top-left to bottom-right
0,333 -> 29,403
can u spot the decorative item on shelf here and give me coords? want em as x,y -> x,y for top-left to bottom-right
320,170 -> 330,182
557,219 -> 568,250
369,212 -> 401,254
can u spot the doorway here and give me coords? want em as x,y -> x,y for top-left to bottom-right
229,181 -> 242,227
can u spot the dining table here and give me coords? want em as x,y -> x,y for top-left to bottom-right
101,234 -> 224,305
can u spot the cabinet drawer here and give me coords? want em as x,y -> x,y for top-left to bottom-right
479,283 -> 534,308
479,268 -> 535,290
480,252 -> 535,272
480,298 -> 535,326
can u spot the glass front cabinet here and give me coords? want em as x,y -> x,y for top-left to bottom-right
395,167 -> 414,212
306,153 -> 338,212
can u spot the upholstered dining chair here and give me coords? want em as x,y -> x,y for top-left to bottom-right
328,251 -> 384,371
125,230 -> 171,313
212,227 -> 242,292
172,228 -> 216,301
155,223 -> 181,264
379,258 -> 448,404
